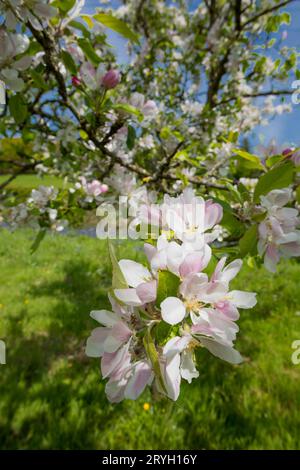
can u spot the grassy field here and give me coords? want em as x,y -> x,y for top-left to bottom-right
0,228 -> 300,450
0,174 -> 68,191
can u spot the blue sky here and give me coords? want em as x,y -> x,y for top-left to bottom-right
83,0 -> 300,149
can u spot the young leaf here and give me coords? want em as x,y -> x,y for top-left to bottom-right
143,327 -> 166,393
81,14 -> 94,29
9,94 -> 27,124
112,103 -> 143,121
61,50 -> 77,75
233,149 -> 265,170
126,125 -> 136,150
153,321 -> 172,346
156,270 -> 180,307
253,162 -> 294,202
77,38 -> 101,65
94,13 -> 139,44
107,240 -> 128,289
239,224 -> 258,257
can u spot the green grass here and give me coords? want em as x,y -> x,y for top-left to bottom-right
0,174 -> 68,191
0,228 -> 300,449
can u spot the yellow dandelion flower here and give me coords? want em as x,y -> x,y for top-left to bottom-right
143,402 -> 150,411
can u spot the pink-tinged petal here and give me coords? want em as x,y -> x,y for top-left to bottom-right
157,234 -> 169,251
86,327 -> 111,357
166,241 -> 185,275
204,200 -> 223,230
261,188 -> 292,208
200,337 -> 243,364
124,361 -> 153,400
163,353 -> 181,401
196,280 -> 228,303
147,205 -> 161,226
161,297 -> 186,325
203,310 -> 239,345
144,243 -> 156,263
101,343 -> 130,378
210,257 -> 227,282
180,273 -> 208,299
163,335 -> 190,357
165,209 -> 185,239
136,280 -> 157,304
150,250 -> 167,272
105,375 -> 128,403
119,260 -> 151,287
103,321 -> 132,353
114,288 -> 143,306
179,252 -> 207,278
90,309 -> 119,327
221,259 -> 242,283
214,300 -> 240,320
264,244 -> 279,273
180,351 -> 199,383
228,290 -> 257,309
280,241 -> 300,257
85,336 -> 106,357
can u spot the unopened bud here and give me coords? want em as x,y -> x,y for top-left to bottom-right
101,69 -> 120,89
72,76 -> 81,87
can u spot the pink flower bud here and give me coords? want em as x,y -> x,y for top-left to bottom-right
282,148 -> 294,157
100,184 -> 109,193
72,76 -> 81,87
101,69 -> 120,89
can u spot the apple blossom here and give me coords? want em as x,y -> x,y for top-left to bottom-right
258,188 -> 300,272
87,188 -> 257,403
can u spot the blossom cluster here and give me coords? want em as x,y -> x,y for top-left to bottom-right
86,189 -> 257,402
258,188 -> 300,272
8,185 -> 68,232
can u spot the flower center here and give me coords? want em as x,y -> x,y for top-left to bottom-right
184,297 -> 203,312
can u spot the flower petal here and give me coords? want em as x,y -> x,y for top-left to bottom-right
229,290 -> 257,309
164,353 -> 181,401
180,350 -> 199,383
114,288 -> 143,306
119,260 -> 151,287
200,337 -> 243,364
161,297 -> 186,325
136,280 -> 157,304
124,361 -> 153,400
90,309 -> 119,327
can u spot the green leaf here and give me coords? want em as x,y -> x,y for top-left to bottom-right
77,38 -> 101,65
233,149 -> 265,170
156,270 -> 180,307
52,0 -> 75,13
239,225 -> 258,257
265,154 -> 285,168
81,15 -> 94,29
112,103 -> 143,121
69,20 -> 91,37
253,162 -> 294,202
107,240 -> 128,290
143,327 -> 166,393
9,94 -> 27,124
213,197 -> 244,237
30,70 -> 48,90
61,50 -> 77,75
30,229 -> 46,254
153,321 -> 172,346
126,125 -> 136,150
94,13 -> 139,44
